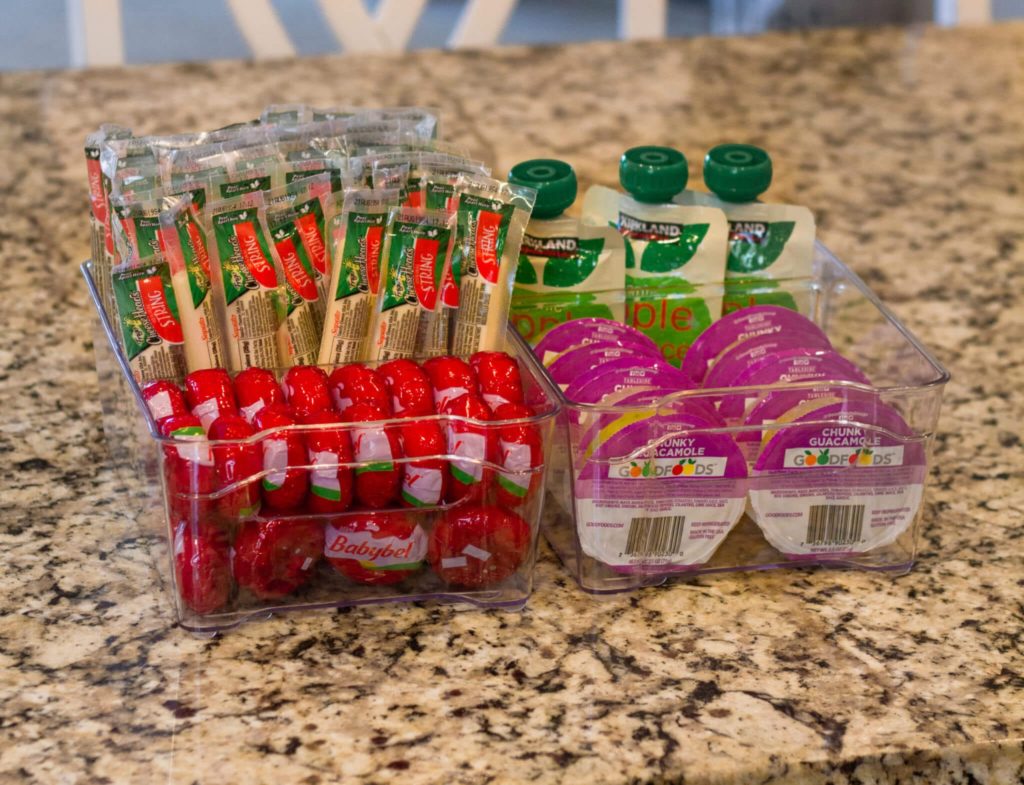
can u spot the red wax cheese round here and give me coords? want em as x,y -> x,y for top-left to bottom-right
252,405 -> 308,512
399,419 -> 447,508
233,367 -> 283,425
428,506 -> 532,589
379,359 -> 434,417
207,414 -> 261,522
441,394 -> 496,504
343,401 -> 402,508
142,380 -> 188,424
281,366 -> 331,418
173,518 -> 232,615
232,518 -> 324,599
328,364 -> 391,416
492,402 -> 543,508
160,414 -> 216,521
301,410 -> 355,513
324,511 -> 426,585
185,369 -> 238,431
471,352 -> 525,411
422,356 -> 477,411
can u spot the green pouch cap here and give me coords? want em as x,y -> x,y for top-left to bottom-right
704,144 -> 773,202
619,146 -> 688,203
508,159 -> 576,218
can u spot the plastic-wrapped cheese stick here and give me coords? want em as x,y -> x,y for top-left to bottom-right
367,207 -> 456,361
159,194 -> 226,371
110,191 -> 167,265
318,188 -> 399,365
265,183 -> 330,366
449,176 -> 536,355
264,174 -> 332,299
205,190 -> 284,371
111,252 -> 188,384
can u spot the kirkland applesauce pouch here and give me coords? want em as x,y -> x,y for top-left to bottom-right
507,159 -> 626,345
159,194 -> 226,371
205,191 -> 284,371
689,144 -> 815,315
449,175 -> 537,355
367,207 -> 456,361
318,188 -> 400,365
581,147 -> 727,368
111,253 -> 188,384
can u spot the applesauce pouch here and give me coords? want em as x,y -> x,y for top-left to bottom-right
205,191 -> 284,371
449,175 -> 537,355
111,253 -> 188,384
689,144 -> 815,315
318,188 -> 399,365
159,194 -> 226,371
367,207 -> 456,361
581,147 -> 727,368
507,159 -> 626,346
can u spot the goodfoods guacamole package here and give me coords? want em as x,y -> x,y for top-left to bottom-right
581,146 -> 727,367
367,207 -> 456,361
449,175 -> 536,355
507,159 -> 626,346
318,188 -> 399,365
688,144 -> 815,315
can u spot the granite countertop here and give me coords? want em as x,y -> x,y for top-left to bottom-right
2,22 -> 1023,785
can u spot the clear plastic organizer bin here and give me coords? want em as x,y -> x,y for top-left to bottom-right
542,243 -> 950,593
82,261 -> 561,634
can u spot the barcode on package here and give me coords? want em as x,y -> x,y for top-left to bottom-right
625,516 -> 686,556
806,504 -> 865,546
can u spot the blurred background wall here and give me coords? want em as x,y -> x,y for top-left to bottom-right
4,0 -> 1023,70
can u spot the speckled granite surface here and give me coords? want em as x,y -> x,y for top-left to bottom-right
2,23 -> 1023,785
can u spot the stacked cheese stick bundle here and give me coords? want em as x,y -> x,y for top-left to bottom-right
84,106 -> 536,386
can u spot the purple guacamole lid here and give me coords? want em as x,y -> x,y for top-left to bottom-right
715,350 -> 872,421
534,317 -> 661,367
575,387 -> 727,459
574,411 -> 748,573
682,305 -> 830,384
749,399 -> 926,558
547,344 -> 657,389
702,331 -> 834,391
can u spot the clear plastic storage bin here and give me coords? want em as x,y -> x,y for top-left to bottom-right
542,243 -> 950,592
83,261 -> 561,634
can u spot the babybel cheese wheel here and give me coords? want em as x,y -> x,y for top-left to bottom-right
440,393 -> 496,504
324,512 -> 426,585
379,358 -> 435,418
185,368 -> 238,431
422,355 -> 477,411
142,379 -> 188,424
173,518 -> 233,615
232,517 -> 324,599
342,400 -> 402,509
471,351 -> 525,411
492,402 -> 543,509
398,419 -> 447,508
428,505 -> 532,588
281,366 -> 331,418
233,367 -> 283,425
301,409 -> 355,514
328,363 -> 391,416
207,414 -> 262,522
253,405 -> 309,512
